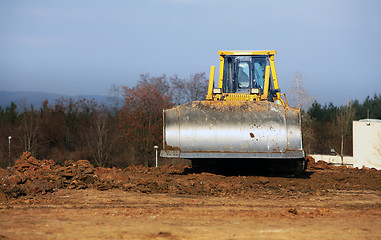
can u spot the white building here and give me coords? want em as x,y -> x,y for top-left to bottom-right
352,119 -> 381,169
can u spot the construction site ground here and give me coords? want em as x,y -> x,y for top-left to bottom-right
0,153 -> 380,239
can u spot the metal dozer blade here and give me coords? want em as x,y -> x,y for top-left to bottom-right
161,50 -> 306,175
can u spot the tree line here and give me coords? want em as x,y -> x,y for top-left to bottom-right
0,73 -> 208,168
0,72 -> 380,168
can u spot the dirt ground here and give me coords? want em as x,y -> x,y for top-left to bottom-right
0,153 -> 380,239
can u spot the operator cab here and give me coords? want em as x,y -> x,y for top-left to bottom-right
222,55 -> 275,101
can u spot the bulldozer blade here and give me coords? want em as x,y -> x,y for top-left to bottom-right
161,101 -> 304,159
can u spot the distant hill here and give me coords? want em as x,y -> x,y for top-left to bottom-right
0,90 -> 118,109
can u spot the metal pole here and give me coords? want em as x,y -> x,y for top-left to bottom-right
154,146 -> 158,168
8,136 -> 11,167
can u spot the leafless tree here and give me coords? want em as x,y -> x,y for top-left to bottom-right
185,72 -> 208,102
287,72 -> 314,110
336,102 -> 356,164
169,72 -> 208,105
86,105 -> 114,167
19,105 -> 40,155
169,75 -> 187,105
139,73 -> 170,97
287,72 -> 316,154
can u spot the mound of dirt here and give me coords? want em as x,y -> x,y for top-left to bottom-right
0,152 -> 380,199
1,152 -> 98,197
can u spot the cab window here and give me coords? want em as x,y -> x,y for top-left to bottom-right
238,62 -> 250,88
253,59 -> 266,89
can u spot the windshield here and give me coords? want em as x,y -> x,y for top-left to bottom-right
223,55 -> 270,94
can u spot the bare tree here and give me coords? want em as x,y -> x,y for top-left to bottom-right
86,105 -> 114,167
169,72 -> 208,105
336,102 -> 356,164
288,72 -> 316,154
19,105 -> 40,155
169,75 -> 187,105
288,72 -> 314,110
185,72 -> 208,102
139,73 -> 170,97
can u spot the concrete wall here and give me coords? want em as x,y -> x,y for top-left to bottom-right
353,120 -> 381,170
310,154 -> 354,166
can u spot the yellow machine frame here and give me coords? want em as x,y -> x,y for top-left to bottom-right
206,50 -> 287,106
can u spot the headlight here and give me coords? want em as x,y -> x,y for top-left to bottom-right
250,88 -> 260,94
213,88 -> 222,94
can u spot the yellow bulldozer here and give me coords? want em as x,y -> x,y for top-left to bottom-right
160,50 -> 306,175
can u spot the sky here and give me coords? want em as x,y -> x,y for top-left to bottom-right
1,0 -> 380,106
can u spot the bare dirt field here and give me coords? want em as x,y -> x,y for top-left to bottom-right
0,153 -> 380,239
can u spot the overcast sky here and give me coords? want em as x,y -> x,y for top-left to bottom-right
1,0 -> 380,106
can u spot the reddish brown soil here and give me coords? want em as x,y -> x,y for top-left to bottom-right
0,152 -> 380,239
